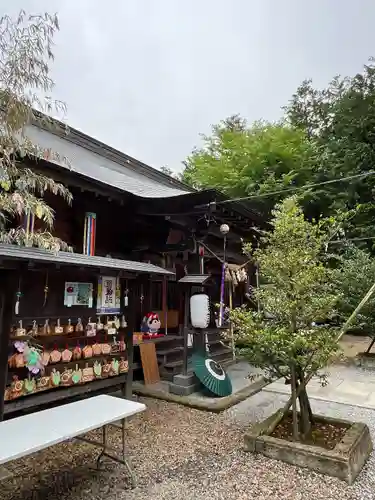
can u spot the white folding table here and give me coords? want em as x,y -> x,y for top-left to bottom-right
0,395 -> 146,487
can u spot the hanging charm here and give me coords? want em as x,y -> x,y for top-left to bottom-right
28,320 -> 38,337
64,319 -> 74,334
120,315 -> 127,329
114,315 -> 120,329
15,277 -> 22,316
15,320 -> 26,337
43,272 -> 49,308
96,315 -> 104,331
73,341 -> 82,360
55,318 -> 63,335
42,319 -> 51,336
76,318 -> 84,333
124,283 -> 129,308
86,317 -> 97,337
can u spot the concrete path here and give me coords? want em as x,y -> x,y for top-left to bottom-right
263,364 -> 375,409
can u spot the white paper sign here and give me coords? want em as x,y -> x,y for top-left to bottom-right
96,276 -> 121,314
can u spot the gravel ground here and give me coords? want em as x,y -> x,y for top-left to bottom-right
1,391 -> 375,500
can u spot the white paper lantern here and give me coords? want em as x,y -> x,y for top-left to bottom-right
190,293 -> 210,329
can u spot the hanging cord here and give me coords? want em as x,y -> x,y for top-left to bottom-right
140,283 -> 144,313
15,276 -> 22,316
124,279 -> 129,307
43,272 -> 49,307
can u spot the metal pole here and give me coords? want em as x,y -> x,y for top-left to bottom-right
218,235 -> 227,327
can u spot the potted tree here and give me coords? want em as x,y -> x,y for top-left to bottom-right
231,197 -> 372,484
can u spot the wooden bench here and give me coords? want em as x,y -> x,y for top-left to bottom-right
0,395 -> 146,488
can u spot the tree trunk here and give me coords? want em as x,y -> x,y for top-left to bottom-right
300,370 -> 314,422
297,368 -> 312,439
290,365 -> 299,441
298,387 -> 312,438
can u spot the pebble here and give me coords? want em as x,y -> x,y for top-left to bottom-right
1,390 -> 375,499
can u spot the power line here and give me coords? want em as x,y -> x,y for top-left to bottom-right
330,236 -> 375,244
214,170 -> 375,206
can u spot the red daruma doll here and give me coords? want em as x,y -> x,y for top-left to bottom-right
140,312 -> 161,337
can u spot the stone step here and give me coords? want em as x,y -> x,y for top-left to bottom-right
211,348 -> 234,364
142,335 -> 182,345
207,338 -> 231,350
157,346 -> 184,365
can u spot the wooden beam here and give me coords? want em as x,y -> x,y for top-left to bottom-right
0,271 -> 18,421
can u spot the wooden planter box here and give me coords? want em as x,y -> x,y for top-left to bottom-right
355,352 -> 375,369
244,409 -> 373,485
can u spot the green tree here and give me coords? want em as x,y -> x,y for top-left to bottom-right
0,10 -> 72,250
231,197 -> 339,440
181,115 -> 319,216
285,59 -> 375,245
333,244 -> 375,337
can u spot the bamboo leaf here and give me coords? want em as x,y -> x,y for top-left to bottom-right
0,10 -> 72,250
35,203 -> 43,219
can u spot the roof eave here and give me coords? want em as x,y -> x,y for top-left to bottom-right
0,244 -> 174,277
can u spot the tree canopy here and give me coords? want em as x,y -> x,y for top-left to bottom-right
0,10 -> 71,250
181,60 -> 375,246
182,116 -> 318,216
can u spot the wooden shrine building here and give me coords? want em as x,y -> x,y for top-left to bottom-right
0,117 -> 265,413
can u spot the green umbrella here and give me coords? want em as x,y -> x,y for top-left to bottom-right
192,353 -> 232,397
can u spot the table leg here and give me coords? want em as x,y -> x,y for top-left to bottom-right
121,417 -> 135,487
77,421 -> 136,488
96,425 -> 107,469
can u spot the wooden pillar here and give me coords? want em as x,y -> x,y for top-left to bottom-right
124,280 -> 136,400
198,244 -> 205,275
162,276 -> 168,334
125,329 -> 134,400
0,271 -> 17,421
182,287 -> 190,376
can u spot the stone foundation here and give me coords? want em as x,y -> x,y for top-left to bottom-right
169,373 -> 201,396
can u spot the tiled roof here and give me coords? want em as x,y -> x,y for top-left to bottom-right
25,124 -> 192,198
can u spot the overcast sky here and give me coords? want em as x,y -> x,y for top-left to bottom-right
1,1 -> 375,172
